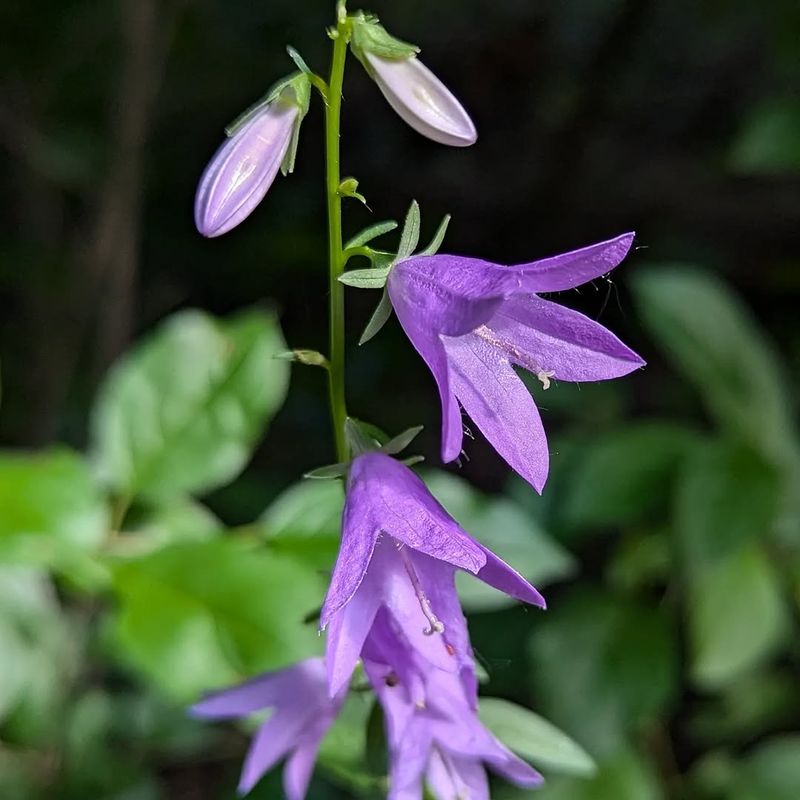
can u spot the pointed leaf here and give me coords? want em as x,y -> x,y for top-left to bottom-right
419,214 -> 451,256
479,698 -> 596,777
339,266 -> 391,288
396,200 -> 420,260
379,426 -> 424,456
304,463 -> 348,480
286,45 -> 314,76
344,220 -> 398,250
359,289 -> 393,345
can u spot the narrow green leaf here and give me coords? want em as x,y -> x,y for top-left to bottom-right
396,200 -> 420,260
359,289 -> 393,345
339,266 -> 391,288
690,543 -> 788,690
479,698 -> 596,777
418,214 -> 451,256
344,220 -> 398,250
379,425 -> 423,456
304,463 -> 348,480
91,308 -> 289,503
286,45 -> 313,76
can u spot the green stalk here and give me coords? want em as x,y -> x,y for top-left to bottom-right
324,4 -> 350,462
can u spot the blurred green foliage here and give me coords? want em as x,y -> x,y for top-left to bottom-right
1,0 -> 799,798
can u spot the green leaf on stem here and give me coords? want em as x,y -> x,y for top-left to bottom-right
339,265 -> 391,288
379,425 -> 423,455
304,463 -> 348,480
91,308 -> 289,504
478,698 -> 596,777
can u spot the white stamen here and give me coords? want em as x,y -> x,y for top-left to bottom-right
536,370 -> 555,390
396,544 -> 445,636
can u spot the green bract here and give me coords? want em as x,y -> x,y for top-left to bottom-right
349,13 -> 419,66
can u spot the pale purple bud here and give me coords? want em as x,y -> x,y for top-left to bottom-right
364,53 -> 477,147
194,101 -> 298,237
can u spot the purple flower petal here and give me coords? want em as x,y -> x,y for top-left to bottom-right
194,102 -> 297,238
388,717 -> 433,800
427,750 -> 489,800
190,659 -> 326,719
443,333 -> 549,492
475,547 -> 547,608
510,232 -> 635,293
486,294 -> 645,381
281,721 -> 328,800
365,54 -> 477,147
390,256 -> 519,337
238,709 -> 309,795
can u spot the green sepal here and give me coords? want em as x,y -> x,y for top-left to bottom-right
275,349 -> 329,369
286,46 -> 314,77
396,200 -> 421,261
345,220 -> 398,249
359,288 -> 393,345
339,265 -> 391,289
345,418 -> 382,457
401,455 -> 425,467
379,425 -> 423,456
350,13 -> 419,66
338,177 -> 368,206
419,214 -> 451,256
303,463 -> 348,480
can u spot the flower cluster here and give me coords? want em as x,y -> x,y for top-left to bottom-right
191,4 -> 643,798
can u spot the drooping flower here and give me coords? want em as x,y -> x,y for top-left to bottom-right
349,14 -> 477,147
194,74 -> 310,237
386,232 -> 645,492
320,452 -> 544,696
367,648 -> 542,800
190,658 -> 345,797
363,53 -> 477,147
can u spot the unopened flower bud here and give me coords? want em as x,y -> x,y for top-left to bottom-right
194,74 -> 310,237
364,52 -> 477,147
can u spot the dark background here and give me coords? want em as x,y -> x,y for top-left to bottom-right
1,1 -> 799,798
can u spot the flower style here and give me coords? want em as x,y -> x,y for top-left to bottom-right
386,232 -> 645,492
363,53 -> 477,147
320,452 -> 545,696
190,658 -> 345,797
367,651 -> 542,799
194,74 -> 309,238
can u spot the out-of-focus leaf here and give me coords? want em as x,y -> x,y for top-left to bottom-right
529,589 -> 677,756
497,748 -> 663,800
689,543 -> 788,690
607,531 -> 672,591
561,422 -> 698,529
0,617 -> 28,722
729,97 -> 800,174
423,470 -> 575,611
632,267 -> 796,468
136,500 -> 222,546
0,448 -> 107,569
259,479 -> 343,569
478,697 -> 596,776
110,539 -> 325,701
91,308 -> 289,503
732,736 -> 800,800
676,439 -> 781,567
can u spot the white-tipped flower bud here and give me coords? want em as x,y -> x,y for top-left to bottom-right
350,14 -> 477,147
194,74 -> 310,237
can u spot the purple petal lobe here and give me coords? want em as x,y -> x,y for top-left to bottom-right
475,547 -> 547,608
365,53 -> 477,147
194,102 -> 297,237
511,232 -> 635,292
443,333 -> 549,492
190,658 -> 326,719
486,294 -> 645,381
427,750 -> 490,800
282,721 -> 328,800
390,256 -> 519,337
388,718 -> 433,800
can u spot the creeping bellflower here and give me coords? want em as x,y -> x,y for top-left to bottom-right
364,53 -> 477,147
194,75 -> 309,237
368,653 -> 542,799
320,452 -> 544,696
190,658 -> 345,797
386,233 -> 645,492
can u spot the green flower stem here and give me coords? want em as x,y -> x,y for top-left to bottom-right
324,4 -> 351,462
